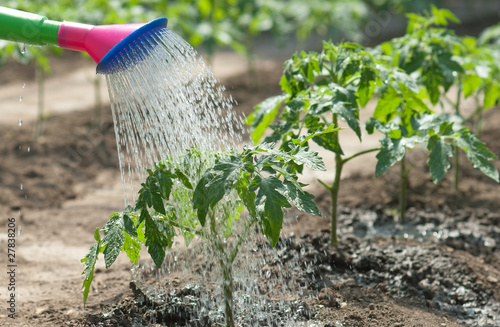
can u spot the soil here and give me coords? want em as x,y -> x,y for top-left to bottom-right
0,52 -> 499,327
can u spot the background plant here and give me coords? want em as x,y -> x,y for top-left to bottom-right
373,6 -> 500,190
82,144 -> 323,327
247,41 -> 384,247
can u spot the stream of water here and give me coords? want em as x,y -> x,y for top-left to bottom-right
105,27 -> 242,205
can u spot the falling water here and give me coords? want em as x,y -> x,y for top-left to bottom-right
105,28 -> 242,205
103,27 -> 313,325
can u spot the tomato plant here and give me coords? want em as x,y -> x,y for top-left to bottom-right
82,144 -> 323,327
374,6 -> 500,190
247,41 -> 384,247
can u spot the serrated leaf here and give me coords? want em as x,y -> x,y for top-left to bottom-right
358,68 -> 376,107
143,209 -> 172,268
123,213 -> 137,238
123,232 -> 141,264
313,132 -> 343,154
291,146 -> 326,171
463,74 -> 482,98
193,156 -> 244,225
175,168 -> 193,189
102,213 -> 125,268
251,175 -> 291,246
152,192 -> 165,215
82,228 -> 101,306
154,167 -> 174,199
247,94 -> 288,144
283,180 -> 321,216
373,89 -> 402,123
455,129 -> 499,182
236,175 -> 256,218
375,138 -> 406,177
332,103 -> 361,140
427,135 -> 453,183
484,83 -> 500,109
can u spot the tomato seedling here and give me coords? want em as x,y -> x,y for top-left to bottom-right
82,144 -> 323,327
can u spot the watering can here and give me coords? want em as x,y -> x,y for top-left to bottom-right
0,6 -> 167,74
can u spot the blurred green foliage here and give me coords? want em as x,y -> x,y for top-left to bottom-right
0,0 -> 460,69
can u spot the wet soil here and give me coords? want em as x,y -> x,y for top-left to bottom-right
0,55 -> 499,327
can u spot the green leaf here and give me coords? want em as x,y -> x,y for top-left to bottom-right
313,132 -> 343,154
154,166 -> 174,199
251,175 -> 291,246
123,212 -> 137,238
123,232 -> 141,265
427,135 -> 453,183
283,179 -> 321,216
82,228 -> 101,306
290,146 -> 326,171
175,168 -> 193,189
102,213 -> 125,268
484,83 -> 500,109
463,74 -> 482,98
193,156 -> 245,225
332,102 -> 361,140
247,94 -> 288,144
143,209 -> 172,268
373,88 -> 402,123
455,129 -> 499,182
375,138 -> 406,177
358,68 -> 376,107
236,175 -> 257,218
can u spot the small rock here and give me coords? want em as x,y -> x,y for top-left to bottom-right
35,307 -> 49,315
487,276 -> 498,284
65,309 -> 78,317
369,303 -> 376,310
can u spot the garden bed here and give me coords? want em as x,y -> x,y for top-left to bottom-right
0,59 -> 499,327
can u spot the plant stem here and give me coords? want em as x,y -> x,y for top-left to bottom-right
220,260 -> 234,327
208,211 -> 235,327
400,153 -> 408,221
453,146 -> 459,191
330,113 -> 343,247
342,147 -> 381,164
453,86 -> 461,192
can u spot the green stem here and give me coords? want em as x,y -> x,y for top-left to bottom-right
342,147 -> 382,164
453,146 -> 459,191
330,113 -> 342,247
453,86 -> 461,192
229,217 -> 256,263
400,153 -> 408,222
208,211 -> 235,327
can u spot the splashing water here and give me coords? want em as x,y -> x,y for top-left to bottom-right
105,28 -> 243,205
103,27 -> 312,325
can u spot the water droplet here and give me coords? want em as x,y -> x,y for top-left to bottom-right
20,44 -> 26,54
18,119 -> 22,126
20,183 -> 23,190
19,96 -> 23,102
27,147 -> 30,152
22,83 -> 26,88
